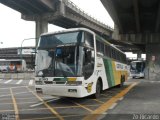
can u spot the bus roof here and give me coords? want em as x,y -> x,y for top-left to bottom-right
41,28 -> 95,37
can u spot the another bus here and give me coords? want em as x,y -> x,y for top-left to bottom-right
0,59 -> 26,73
130,60 -> 145,78
35,28 -> 128,98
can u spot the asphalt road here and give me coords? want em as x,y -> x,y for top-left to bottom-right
100,79 -> 160,120
0,78 -> 138,120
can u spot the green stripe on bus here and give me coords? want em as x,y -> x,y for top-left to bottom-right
103,58 -> 115,87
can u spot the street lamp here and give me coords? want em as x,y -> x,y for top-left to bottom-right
20,38 -> 36,61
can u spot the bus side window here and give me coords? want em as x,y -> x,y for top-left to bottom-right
83,48 -> 95,80
96,40 -> 101,53
84,32 -> 94,48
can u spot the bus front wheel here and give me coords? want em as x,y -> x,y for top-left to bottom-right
93,80 -> 102,98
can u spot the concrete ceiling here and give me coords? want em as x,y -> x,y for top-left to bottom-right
101,0 -> 160,34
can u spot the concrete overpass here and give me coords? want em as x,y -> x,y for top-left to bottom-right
101,0 -> 160,80
0,0 -> 113,46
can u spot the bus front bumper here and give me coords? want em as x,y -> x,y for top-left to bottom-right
35,85 -> 88,98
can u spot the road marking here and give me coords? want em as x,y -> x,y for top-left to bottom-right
0,91 -> 32,98
4,79 -> 12,84
26,87 -> 64,120
101,94 -> 112,98
16,79 -> 23,84
29,80 -> 33,86
93,99 -> 104,104
0,86 -> 27,90
83,82 -> 139,120
10,88 -> 20,120
19,107 -> 49,112
0,109 -> 15,112
17,101 -> 37,104
97,112 -> 108,120
30,98 -> 59,108
54,104 -> 100,109
109,103 -> 117,109
68,99 -> 93,112
119,97 -> 124,101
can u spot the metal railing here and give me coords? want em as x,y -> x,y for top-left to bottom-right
64,0 -> 113,31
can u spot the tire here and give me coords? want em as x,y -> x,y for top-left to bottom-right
119,75 -> 125,87
93,80 -> 101,98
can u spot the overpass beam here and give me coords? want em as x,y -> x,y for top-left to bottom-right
133,0 -> 140,33
35,19 -> 48,46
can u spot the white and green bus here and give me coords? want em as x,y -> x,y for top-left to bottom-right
35,28 -> 128,98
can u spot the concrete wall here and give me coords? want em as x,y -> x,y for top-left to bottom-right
146,44 -> 160,80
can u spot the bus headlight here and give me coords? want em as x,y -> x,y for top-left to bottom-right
67,81 -> 82,86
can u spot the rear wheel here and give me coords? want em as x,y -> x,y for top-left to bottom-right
93,80 -> 101,98
119,75 -> 125,87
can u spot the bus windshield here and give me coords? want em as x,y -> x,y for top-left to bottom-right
36,30 -> 85,77
131,62 -> 145,73
36,46 -> 82,77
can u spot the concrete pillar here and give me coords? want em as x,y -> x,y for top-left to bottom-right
145,44 -> 160,80
112,24 -> 120,40
36,20 -> 48,47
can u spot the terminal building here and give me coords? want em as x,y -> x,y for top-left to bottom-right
0,47 -> 35,69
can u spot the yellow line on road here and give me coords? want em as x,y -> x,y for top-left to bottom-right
10,88 -> 20,120
20,107 -> 49,111
68,99 -> 93,112
19,104 -> 100,112
92,99 -> 105,104
0,109 -> 15,112
101,94 -> 113,98
17,101 -> 38,104
83,82 -> 138,120
26,87 -> 64,120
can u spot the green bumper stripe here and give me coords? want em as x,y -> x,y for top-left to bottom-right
103,58 -> 115,87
